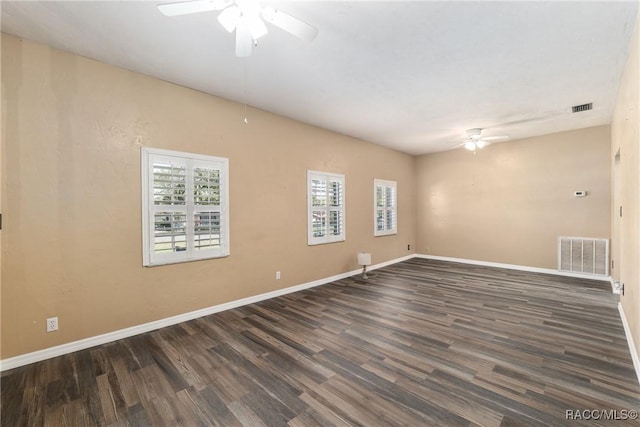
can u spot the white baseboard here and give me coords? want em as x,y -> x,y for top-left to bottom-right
0,254 -> 413,372
0,252 -> 619,372
370,254 -> 415,270
415,254 -> 612,282
618,302 -> 640,386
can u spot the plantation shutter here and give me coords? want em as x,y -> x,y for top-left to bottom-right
308,171 -> 345,245
374,179 -> 397,236
142,148 -> 229,266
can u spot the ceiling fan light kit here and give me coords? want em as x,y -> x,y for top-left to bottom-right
462,128 -> 508,151
217,6 -> 242,32
158,0 -> 319,57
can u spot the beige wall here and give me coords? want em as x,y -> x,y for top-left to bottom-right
611,12 -> 639,363
2,25 -> 636,364
415,126 -> 611,269
0,35 -> 415,359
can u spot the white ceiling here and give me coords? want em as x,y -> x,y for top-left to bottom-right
1,1 -> 638,155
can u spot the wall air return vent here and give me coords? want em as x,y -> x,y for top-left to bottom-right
572,103 -> 593,113
558,237 -> 608,276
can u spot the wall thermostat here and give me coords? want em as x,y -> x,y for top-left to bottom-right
574,190 -> 587,197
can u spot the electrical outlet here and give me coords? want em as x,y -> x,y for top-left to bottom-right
276,271 -> 281,280
46,317 -> 58,332
407,244 -> 411,250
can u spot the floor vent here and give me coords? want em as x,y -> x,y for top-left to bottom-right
572,102 -> 593,113
558,237 -> 608,276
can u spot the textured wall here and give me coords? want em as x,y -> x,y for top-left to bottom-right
415,126 -> 611,269
1,35 -> 415,358
611,13 -> 640,365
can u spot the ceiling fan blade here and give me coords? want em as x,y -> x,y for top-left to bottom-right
481,135 -> 509,142
261,6 -> 319,42
157,0 -> 232,17
235,23 -> 253,57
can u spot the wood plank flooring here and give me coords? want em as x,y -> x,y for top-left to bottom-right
2,258 -> 639,426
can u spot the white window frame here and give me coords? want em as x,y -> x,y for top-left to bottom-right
307,170 -> 346,245
374,179 -> 397,236
141,147 -> 230,266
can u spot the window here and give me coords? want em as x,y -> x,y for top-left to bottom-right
142,147 -> 229,266
308,170 -> 345,245
374,179 -> 397,236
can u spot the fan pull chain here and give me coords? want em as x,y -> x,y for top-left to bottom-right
242,58 -> 249,125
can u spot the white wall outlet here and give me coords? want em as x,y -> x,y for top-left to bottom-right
46,317 -> 58,332
276,271 -> 281,280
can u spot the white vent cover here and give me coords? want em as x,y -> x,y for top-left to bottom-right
558,237 -> 608,276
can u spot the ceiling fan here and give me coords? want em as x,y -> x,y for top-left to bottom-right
157,0 -> 319,57
462,128 -> 508,151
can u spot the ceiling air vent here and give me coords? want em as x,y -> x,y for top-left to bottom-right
572,103 -> 593,113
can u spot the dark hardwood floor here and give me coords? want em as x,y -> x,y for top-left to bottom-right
2,258 -> 639,426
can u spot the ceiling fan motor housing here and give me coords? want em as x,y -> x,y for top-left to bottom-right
466,128 -> 482,140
